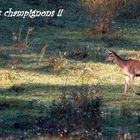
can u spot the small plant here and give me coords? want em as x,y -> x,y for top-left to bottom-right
37,45 -> 48,65
81,67 -> 93,85
12,26 -> 34,49
47,53 -> 65,72
12,32 -> 18,48
11,26 -> 34,69
67,49 -> 88,60
1,70 -> 11,80
1,68 -> 21,82
22,27 -> 34,48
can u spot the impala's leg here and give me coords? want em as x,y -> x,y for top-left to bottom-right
129,75 -> 137,94
124,76 -> 130,95
124,75 -> 135,95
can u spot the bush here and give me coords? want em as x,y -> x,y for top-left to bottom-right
37,85 -> 102,139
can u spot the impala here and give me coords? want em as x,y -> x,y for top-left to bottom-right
106,50 -> 140,95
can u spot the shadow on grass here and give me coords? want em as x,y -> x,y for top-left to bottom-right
0,83 -> 140,139
1,28 -> 140,69
0,83 -> 123,117
101,33 -> 140,50
0,83 -> 102,139
0,83 -> 140,106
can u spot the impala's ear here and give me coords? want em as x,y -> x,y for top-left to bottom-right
108,49 -> 113,53
108,50 -> 115,53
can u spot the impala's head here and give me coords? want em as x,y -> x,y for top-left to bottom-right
106,50 -> 117,61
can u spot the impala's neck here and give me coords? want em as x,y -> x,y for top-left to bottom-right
113,54 -> 125,68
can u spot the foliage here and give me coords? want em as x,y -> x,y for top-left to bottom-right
80,0 -> 140,33
47,53 -> 66,72
12,26 -> 34,48
42,86 -> 102,139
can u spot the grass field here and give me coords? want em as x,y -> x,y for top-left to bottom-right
0,18 -> 140,139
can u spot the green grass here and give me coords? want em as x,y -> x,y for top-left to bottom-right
0,18 -> 140,139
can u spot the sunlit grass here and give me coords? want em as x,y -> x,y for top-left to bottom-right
1,57 -> 140,107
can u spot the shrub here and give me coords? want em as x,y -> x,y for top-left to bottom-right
38,85 -> 102,139
47,54 -> 65,72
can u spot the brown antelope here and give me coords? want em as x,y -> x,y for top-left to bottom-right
106,50 -> 140,95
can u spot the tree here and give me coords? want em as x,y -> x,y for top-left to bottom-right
80,0 -> 126,33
